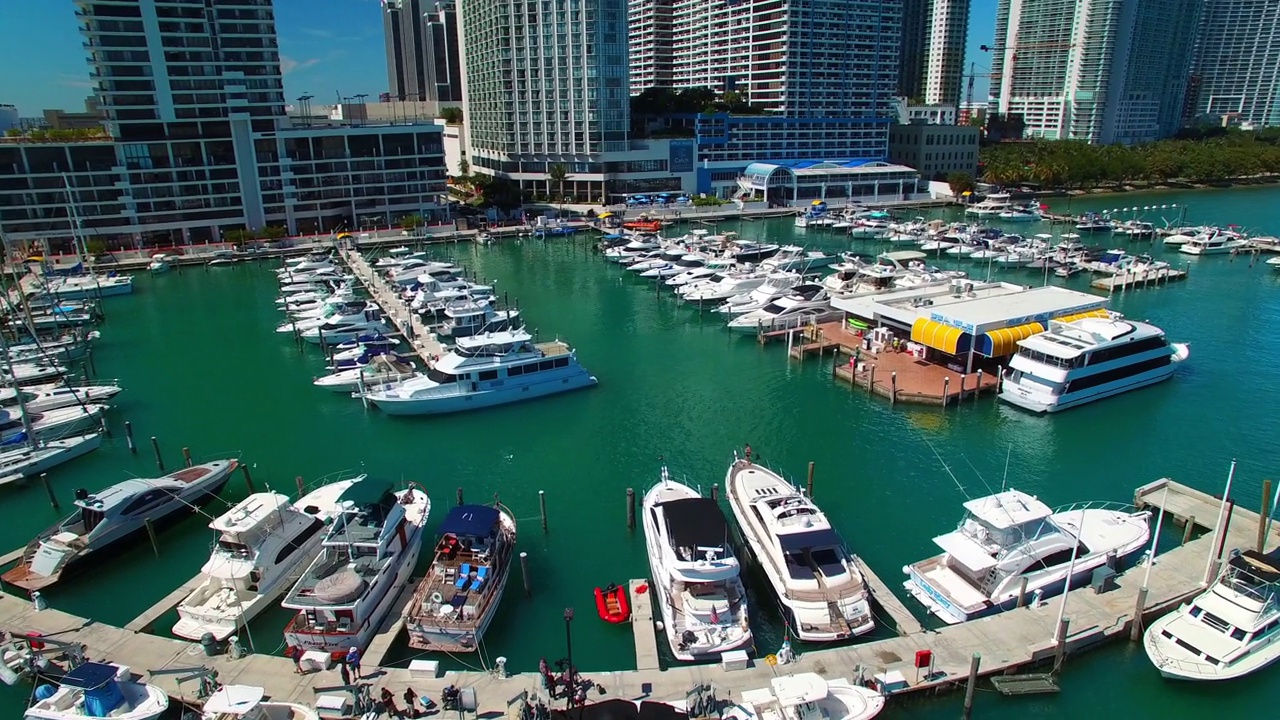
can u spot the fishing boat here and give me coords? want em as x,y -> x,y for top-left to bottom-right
282,480 -> 430,655
1144,547 -> 1280,681
3,460 -> 238,591
172,478 -> 359,641
314,356 -> 416,393
720,673 -> 885,720
404,502 -> 517,652
25,662 -> 167,720
903,489 -> 1150,624
643,467 -> 752,660
595,583 -> 630,623
725,456 -> 874,641
199,685 -> 318,720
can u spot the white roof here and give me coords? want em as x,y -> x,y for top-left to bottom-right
1020,318 -> 1160,358
771,674 -> 830,707
962,490 -> 1051,530
210,493 -> 292,533
879,250 -> 926,262
923,286 -> 1107,334
202,685 -> 265,715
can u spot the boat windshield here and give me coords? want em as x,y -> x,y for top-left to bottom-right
217,537 -> 253,558
958,512 -> 1042,551
426,367 -> 457,384
760,301 -> 786,314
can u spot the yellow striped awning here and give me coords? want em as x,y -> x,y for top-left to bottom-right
1054,308 -> 1110,324
911,318 -> 971,355
981,321 -> 1045,357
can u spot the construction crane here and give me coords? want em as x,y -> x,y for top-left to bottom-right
964,45 -> 993,119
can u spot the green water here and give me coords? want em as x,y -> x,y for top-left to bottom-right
3,185 -> 1279,717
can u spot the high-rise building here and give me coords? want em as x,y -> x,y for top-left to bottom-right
900,0 -> 927,100
0,0 -> 446,246
1189,0 -> 1280,127
989,0 -> 1201,144
382,0 -> 463,103
921,0 -> 970,108
628,0 -> 673,94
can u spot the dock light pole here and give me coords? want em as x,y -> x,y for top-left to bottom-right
563,607 -> 576,709
1204,460 -> 1238,585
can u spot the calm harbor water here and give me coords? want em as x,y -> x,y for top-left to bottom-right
2,185 -> 1279,717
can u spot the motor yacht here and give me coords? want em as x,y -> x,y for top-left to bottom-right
763,246 -> 837,273
997,206 -> 1042,222
284,253 -> 336,273
198,685 -> 319,720
282,480 -> 431,654
729,242 -> 780,263
1144,547 -> 1280,681
207,250 -> 237,267
435,300 -> 521,339
276,300 -> 373,333
1179,235 -> 1250,255
726,284 -> 832,334
1,363 -> 67,387
25,662 -> 167,720
965,192 -> 1012,217
720,674 -> 885,720
680,271 -> 769,307
716,272 -> 803,315
643,467 -> 752,661
1120,221 -> 1157,239
173,479 -> 358,641
666,258 -> 738,288
316,356 -> 417,393
405,502 -> 517,652
1074,213 -> 1114,233
725,457 -> 874,641
903,489 -> 1150,624
0,403 -> 109,446
41,274 -> 134,300
999,316 -> 1189,413
2,460 -> 238,591
642,254 -> 705,279
363,328 -> 597,415
147,254 -> 173,273
0,433 -> 102,488
300,306 -> 391,346
604,236 -> 661,263
0,384 -> 121,414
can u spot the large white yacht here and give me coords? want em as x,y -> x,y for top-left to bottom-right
725,457 -> 874,641
680,270 -> 769,307
903,489 -> 1150,624
300,306 -> 392,346
726,284 -> 831,334
643,467 -> 752,661
720,674 -> 885,720
666,258 -> 738,288
282,479 -> 430,654
1179,234 -> 1250,255
964,192 -> 1012,217
172,479 -> 358,641
762,246 -> 837,273
1144,548 -> 1280,681
363,328 -> 596,415
715,271 -> 802,315
999,316 -> 1189,413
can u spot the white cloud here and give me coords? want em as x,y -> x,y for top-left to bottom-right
281,56 -> 321,75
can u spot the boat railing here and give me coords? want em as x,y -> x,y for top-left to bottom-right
1145,636 -> 1220,677
1050,499 -> 1146,516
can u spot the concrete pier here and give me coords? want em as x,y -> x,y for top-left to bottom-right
337,248 -> 443,363
629,578 -> 661,671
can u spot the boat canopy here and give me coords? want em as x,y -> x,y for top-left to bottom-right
439,504 -> 500,538
933,531 -> 997,572
1230,549 -> 1280,583
61,662 -> 126,716
777,528 -> 842,552
203,685 -> 266,715
661,498 -> 729,551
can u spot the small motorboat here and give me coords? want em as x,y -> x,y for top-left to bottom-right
199,685 -> 318,720
147,254 -> 172,273
595,583 -> 631,624
25,662 -> 168,720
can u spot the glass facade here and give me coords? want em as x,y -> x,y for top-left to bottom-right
1191,0 -> 1280,127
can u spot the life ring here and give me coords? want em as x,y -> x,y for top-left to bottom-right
430,592 -> 443,604
764,654 -> 777,666
25,632 -> 45,651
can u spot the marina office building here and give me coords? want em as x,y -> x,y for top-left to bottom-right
0,0 -> 447,247
989,0 -> 1201,144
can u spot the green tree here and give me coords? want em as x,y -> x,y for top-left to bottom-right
548,163 -> 569,212
400,214 -> 424,231
440,106 -> 464,124
458,157 -> 470,177
947,172 -> 976,198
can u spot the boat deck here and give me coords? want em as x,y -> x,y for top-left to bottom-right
404,540 -> 511,651
1091,269 -> 1187,291
537,341 -> 572,358
283,548 -> 387,609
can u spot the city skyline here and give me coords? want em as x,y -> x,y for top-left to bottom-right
1,0 -> 1000,116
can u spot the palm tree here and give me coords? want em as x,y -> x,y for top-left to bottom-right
548,163 -> 569,216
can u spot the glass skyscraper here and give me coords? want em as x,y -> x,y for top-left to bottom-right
1190,0 -> 1280,127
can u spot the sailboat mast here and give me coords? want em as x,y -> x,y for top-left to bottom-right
0,328 -> 38,447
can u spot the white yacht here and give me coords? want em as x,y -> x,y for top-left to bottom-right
435,300 -> 520,339
725,457 -> 874,641
965,192 -> 1012,217
999,316 -> 1189,413
147,254 -> 173,273
642,468 -> 752,661
1120,221 -> 1157,239
665,258 -> 738,288
763,246 -> 837,273
314,356 -> 416,393
282,480 -> 431,654
720,674 -> 885,720
1179,235 -> 1250,255
1144,548 -> 1280,681
363,328 -> 597,415
716,271 -> 803,315
0,384 -> 121,414
41,274 -> 134,300
726,284 -> 831,334
0,403 -> 108,446
3,460 -> 238,591
823,251 -> 934,298
300,307 -> 391,346
173,479 -> 358,641
604,236 -> 662,262
25,662 -> 167,720
0,433 -> 102,487
997,207 -> 1042,222
275,300 -> 373,333
903,489 -> 1150,624
680,271 -> 769,307
199,685 -> 319,720
1268,256 -> 1280,271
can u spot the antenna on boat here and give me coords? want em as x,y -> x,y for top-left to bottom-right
962,456 -> 997,498
1001,445 -> 1012,493
925,439 -> 970,500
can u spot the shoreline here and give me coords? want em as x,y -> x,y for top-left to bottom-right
1005,174 -> 1280,200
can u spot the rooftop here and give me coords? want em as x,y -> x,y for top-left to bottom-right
836,283 -> 1108,335
962,490 -> 1052,530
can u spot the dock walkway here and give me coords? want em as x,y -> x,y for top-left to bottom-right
362,579 -> 419,668
855,558 -> 923,636
337,248 -> 442,363
629,578 -> 661,671
0,479 -> 1266,714
124,574 -> 202,633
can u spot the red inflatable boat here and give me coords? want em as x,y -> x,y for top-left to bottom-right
594,583 -> 631,623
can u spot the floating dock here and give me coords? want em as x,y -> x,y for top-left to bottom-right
337,248 -> 443,363
0,478 -> 1268,715
854,557 -> 923,636
629,578 -> 661,671
361,578 -> 419,668
1091,268 -> 1187,291
124,574 -> 203,633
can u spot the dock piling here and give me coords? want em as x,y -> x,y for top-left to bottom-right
890,372 -> 897,406
144,519 -> 160,557
124,421 -> 136,453
626,488 -> 636,530
87,349 -> 96,377
1259,479 -> 1272,552
807,461 -> 815,499
1016,576 -> 1028,608
295,476 -> 305,496
1130,587 -> 1149,642
39,473 -> 58,509
539,489 -> 548,532
241,464 -> 256,494
962,653 -> 981,719
867,365 -> 875,397
1053,618 -> 1070,674
150,436 -> 164,472
520,551 -> 531,596
943,376 -> 950,406
456,487 -> 464,506
711,483 -> 719,501
975,370 -> 983,401
1182,515 -> 1195,545
182,447 -> 192,468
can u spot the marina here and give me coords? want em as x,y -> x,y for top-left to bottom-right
0,185 -> 1277,719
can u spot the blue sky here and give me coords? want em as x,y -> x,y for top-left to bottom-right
0,0 -> 997,117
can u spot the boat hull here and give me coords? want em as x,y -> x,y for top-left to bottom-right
999,360 -> 1179,414
594,585 -> 630,624
370,372 -> 598,416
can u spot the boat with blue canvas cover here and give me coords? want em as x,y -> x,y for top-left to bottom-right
25,662 -> 167,720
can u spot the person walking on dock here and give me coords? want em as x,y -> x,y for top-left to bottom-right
346,646 -> 362,680
289,646 -> 305,674
381,688 -> 405,719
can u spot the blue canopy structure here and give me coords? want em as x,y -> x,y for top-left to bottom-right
439,505 -> 500,538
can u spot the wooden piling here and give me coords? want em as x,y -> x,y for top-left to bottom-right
867,365 -> 875,397
39,473 -> 58,510
295,476 -> 305,496
1259,479 -> 1273,552
241,464 -> 256,494
1182,515 -> 1196,545
806,461 -> 815,499
124,421 -> 136,454
943,376 -> 950,406
456,487 -> 464,506
87,349 -> 96,377
711,483 -> 719,501
626,488 -> 636,530
1130,587 -> 1149,642
144,518 -> 160,557
962,653 -> 981,720
539,489 -> 548,532
890,371 -> 897,405
975,369 -> 984,401
520,551 -> 531,597
150,436 -> 164,472
182,447 -> 192,468
1016,576 -> 1028,608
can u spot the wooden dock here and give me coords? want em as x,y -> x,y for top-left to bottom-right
361,578 -> 419,668
124,574 -> 203,633
0,478 -> 1270,715
1090,268 -> 1187,291
0,546 -> 24,567
628,578 -> 661,671
338,248 -> 443,363
854,557 -> 923,636
1135,477 -> 1236,533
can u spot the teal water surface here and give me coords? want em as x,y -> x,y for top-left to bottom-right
2,185 -> 1279,717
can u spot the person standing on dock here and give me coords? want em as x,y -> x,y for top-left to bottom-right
346,646 -> 362,680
